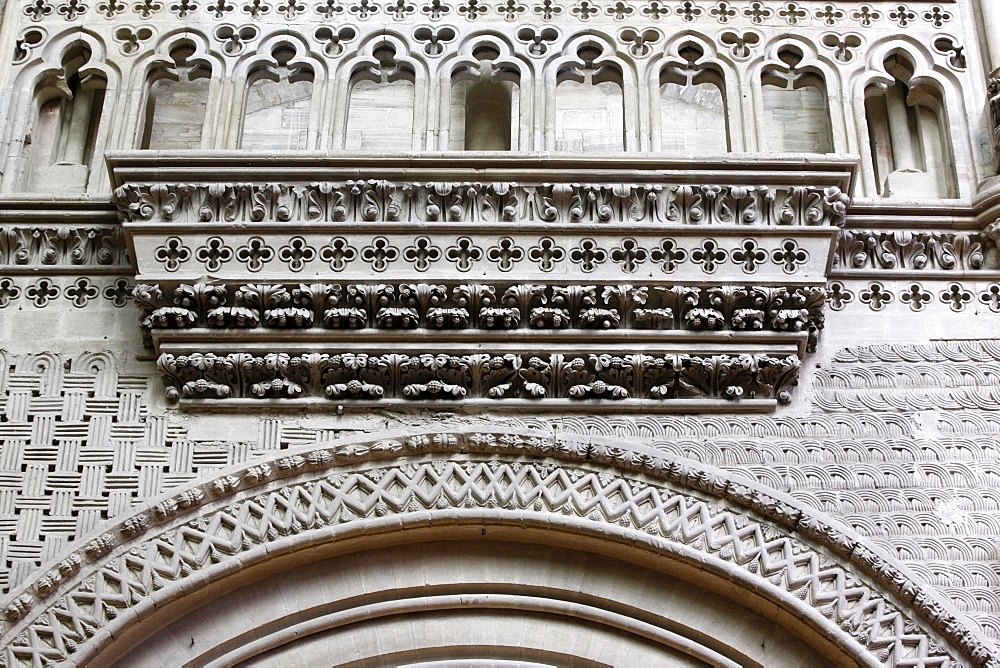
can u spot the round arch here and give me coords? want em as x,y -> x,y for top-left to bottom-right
0,428 -> 993,667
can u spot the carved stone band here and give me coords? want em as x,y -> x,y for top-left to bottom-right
136,282 -> 826,350
155,350 -> 801,406
0,226 -> 129,272
132,230 -> 832,282
115,180 -> 850,227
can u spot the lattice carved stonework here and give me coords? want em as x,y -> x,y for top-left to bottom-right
1,430 -> 995,667
0,345 -> 999,647
0,352 -> 151,591
111,154 -> 852,411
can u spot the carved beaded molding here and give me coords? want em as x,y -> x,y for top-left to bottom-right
0,429 -> 994,667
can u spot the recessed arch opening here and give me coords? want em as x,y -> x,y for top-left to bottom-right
92,531 -> 856,668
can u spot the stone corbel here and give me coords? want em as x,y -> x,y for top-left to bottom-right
107,154 -> 858,412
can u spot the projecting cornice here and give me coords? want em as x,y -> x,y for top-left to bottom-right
104,152 -> 856,411
105,151 -> 860,192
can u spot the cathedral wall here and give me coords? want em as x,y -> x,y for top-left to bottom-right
1,0 -> 999,664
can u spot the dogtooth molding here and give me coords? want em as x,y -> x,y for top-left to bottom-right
0,427 -> 995,666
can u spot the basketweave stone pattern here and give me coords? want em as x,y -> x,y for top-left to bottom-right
0,342 -> 999,652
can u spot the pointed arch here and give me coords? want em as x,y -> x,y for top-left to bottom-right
228,33 -> 327,150
545,32 -> 638,152
1,29 -> 120,194
335,32 -> 428,151
753,38 -> 837,154
852,40 -> 963,200
137,33 -> 217,150
652,34 -> 733,154
439,32 -> 533,151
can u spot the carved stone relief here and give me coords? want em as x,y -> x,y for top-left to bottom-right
826,280 -> 1000,314
0,0 -> 998,660
104,156 -> 850,411
114,181 -> 850,228
136,281 -> 826,343
133,230 -> 830,282
154,349 -> 802,406
0,227 -> 128,268
1,428 -> 994,667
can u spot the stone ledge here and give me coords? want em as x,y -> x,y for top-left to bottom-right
106,151 -> 859,191
172,397 -> 781,413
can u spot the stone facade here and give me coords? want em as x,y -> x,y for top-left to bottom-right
0,0 -> 999,665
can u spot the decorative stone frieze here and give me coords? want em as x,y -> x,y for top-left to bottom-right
154,350 -> 801,407
113,180 -> 850,228
833,230 -> 989,272
0,227 -> 128,269
110,155 -> 848,409
136,281 -> 826,344
1,0 -> 999,658
111,156 -> 850,284
0,276 -> 134,309
0,199 -> 129,273
826,279 -> 1000,314
134,229 -> 833,283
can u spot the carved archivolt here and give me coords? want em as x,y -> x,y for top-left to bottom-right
0,428 -> 994,666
